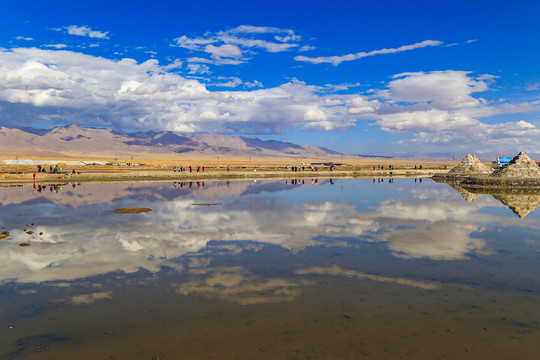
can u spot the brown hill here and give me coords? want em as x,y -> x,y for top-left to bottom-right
0,125 -> 341,160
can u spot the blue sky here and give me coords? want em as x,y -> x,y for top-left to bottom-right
1,0 -> 539,157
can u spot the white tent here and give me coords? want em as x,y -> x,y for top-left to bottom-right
1,159 -> 38,165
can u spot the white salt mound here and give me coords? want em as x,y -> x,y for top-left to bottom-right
492,152 -> 540,178
447,154 -> 493,174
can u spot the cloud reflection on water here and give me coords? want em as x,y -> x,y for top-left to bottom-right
0,180 -> 535,285
68,290 -> 113,305
296,265 -> 439,290
175,266 -> 307,305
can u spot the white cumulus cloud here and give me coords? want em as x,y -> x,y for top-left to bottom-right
174,25 -> 304,65
186,63 -> 210,74
205,44 -> 243,60
381,70 -> 489,109
15,36 -> 33,41
0,48 -> 372,133
0,46 -> 538,154
372,70 -> 540,153
65,25 -> 110,39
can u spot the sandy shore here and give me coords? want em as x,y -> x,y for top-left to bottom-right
0,163 -> 450,184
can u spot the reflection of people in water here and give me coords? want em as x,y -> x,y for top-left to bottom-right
173,181 -> 185,188
32,183 -> 82,193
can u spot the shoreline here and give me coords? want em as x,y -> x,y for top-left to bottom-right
459,176 -> 540,189
433,174 -> 540,189
0,168 -> 448,185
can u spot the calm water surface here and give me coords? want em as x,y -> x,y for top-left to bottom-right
0,179 -> 539,359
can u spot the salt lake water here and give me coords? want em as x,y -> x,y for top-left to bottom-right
0,178 -> 539,359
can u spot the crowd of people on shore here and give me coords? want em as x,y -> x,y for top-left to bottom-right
172,165 -> 205,173
373,165 -> 395,170
165,164 -> 436,174
288,165 -> 322,172
172,165 -> 236,173
36,164 -> 60,174
33,164 -> 81,175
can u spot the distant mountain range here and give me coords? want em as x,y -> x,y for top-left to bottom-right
0,125 -> 342,159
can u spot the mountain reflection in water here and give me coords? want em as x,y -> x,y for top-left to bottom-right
0,179 -> 539,359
